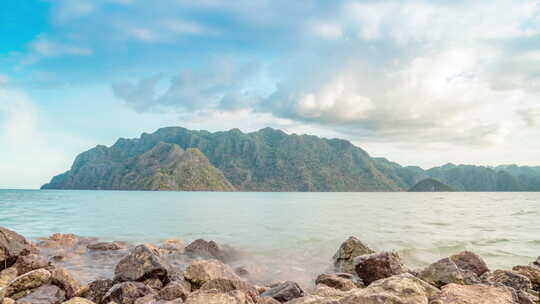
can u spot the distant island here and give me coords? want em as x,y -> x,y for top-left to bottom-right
42,127 -> 540,192
408,178 -> 455,192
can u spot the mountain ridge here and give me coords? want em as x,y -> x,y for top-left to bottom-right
42,126 -> 540,192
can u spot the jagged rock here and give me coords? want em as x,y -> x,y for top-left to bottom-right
419,258 -> 465,287
15,284 -> 65,304
5,269 -> 52,297
339,273 -> 439,304
13,254 -> 49,275
0,227 -> 35,270
114,244 -> 171,282
449,251 -> 489,277
200,278 -> 257,302
354,251 -> 407,285
143,278 -> 163,290
184,239 -> 236,262
157,281 -> 190,301
257,297 -> 280,304
513,265 -> 540,291
333,237 -> 375,274
481,270 -> 533,292
533,257 -> 540,268
0,268 -> 18,289
51,267 -> 82,298
87,242 -> 123,251
184,289 -> 252,304
315,273 -> 357,291
430,283 -> 516,304
102,282 -> 154,304
184,259 -> 240,289
61,297 -> 96,304
159,240 -> 186,254
260,281 -> 305,303
80,279 -> 113,303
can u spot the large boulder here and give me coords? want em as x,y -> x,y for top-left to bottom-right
333,237 -> 375,274
184,239 -> 236,262
184,259 -> 240,289
13,254 -> 49,275
481,270 -> 532,292
5,269 -> 52,298
0,268 -> 18,289
15,284 -> 66,304
419,258 -> 465,287
0,227 -> 35,270
339,273 -> 439,304
512,265 -> 540,291
354,251 -> 407,285
51,267 -> 82,299
79,279 -> 113,303
102,282 -> 154,304
260,281 -> 305,303
449,251 -> 489,277
200,278 -> 257,302
184,289 -> 253,304
157,281 -> 190,301
430,283 -> 516,304
315,273 -> 357,291
114,244 -> 171,282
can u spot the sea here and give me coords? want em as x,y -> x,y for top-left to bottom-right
1,190 -> 539,285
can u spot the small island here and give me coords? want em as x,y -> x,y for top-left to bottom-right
409,178 -> 456,192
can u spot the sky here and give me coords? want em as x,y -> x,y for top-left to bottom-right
1,0 -> 540,189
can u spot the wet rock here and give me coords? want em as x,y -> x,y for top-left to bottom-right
315,273 -> 357,291
184,259 -> 240,289
15,284 -> 65,304
0,227 -> 35,270
51,267 -> 82,298
332,237 -> 375,274
13,254 -> 49,275
184,289 -> 252,304
114,244 -> 171,282
339,273 -> 439,304
87,242 -> 123,251
353,251 -> 408,285
481,269 -> 532,292
449,251 -> 489,277
5,269 -> 52,298
200,278 -> 257,302
430,283 -> 516,304
80,279 -> 113,303
512,265 -> 540,291
157,281 -> 190,301
0,268 -> 18,289
184,239 -> 236,262
61,297 -> 96,304
260,281 -> 305,303
102,282 -> 154,304
419,258 -> 465,287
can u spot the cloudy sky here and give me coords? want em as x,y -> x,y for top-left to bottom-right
2,0 -> 540,189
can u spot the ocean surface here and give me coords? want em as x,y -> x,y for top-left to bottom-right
1,190 -> 539,285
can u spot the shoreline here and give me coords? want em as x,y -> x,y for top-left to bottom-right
1,226 -> 539,303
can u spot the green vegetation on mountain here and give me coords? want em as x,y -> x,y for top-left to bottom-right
41,126 -> 540,192
409,178 -> 455,192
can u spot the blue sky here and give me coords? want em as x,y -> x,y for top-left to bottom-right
1,0 -> 540,188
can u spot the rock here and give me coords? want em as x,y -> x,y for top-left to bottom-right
332,237 -> 375,274
257,297 -> 280,304
184,259 -> 240,289
87,242 -> 123,251
285,295 -> 339,304
102,282 -> 154,304
184,239 -> 235,262
533,257 -> 540,268
481,270 -> 532,292
339,273 -> 439,304
61,297 -> 96,304
353,251 -> 407,285
13,254 -> 49,275
184,289 -> 252,304
159,240 -> 186,254
0,268 -> 18,289
430,283 -> 516,304
51,267 -> 82,298
419,258 -> 465,287
157,281 -> 190,301
200,278 -> 257,302
114,244 -> 171,282
0,227 -> 35,270
260,281 -> 305,303
449,251 -> 489,277
143,278 -> 163,290
5,269 -> 52,298
513,265 -> 540,291
312,285 -> 350,298
80,279 -> 113,303
2,298 -> 15,304
15,284 -> 66,304
315,273 -> 357,291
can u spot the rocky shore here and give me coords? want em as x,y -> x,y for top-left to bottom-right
1,227 -> 539,304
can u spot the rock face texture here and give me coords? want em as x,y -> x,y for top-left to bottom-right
260,281 -> 305,303
430,283 -> 516,304
0,227 -> 35,270
184,259 -> 241,289
333,237 -> 375,274
114,244 -> 172,282
354,251 -> 408,285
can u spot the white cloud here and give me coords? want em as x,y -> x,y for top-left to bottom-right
310,22 -> 344,40
22,36 -> 92,65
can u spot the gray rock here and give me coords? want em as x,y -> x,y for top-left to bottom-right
102,282 -> 154,304
184,259 -> 240,289
184,240 -> 236,262
315,273 -> 357,291
260,281 -> 305,303
449,251 -> 489,277
0,227 -> 35,270
114,244 -> 171,282
158,281 -> 190,301
354,251 -> 407,285
481,270 -> 532,292
80,279 -> 113,303
87,242 -> 123,251
15,284 -> 65,304
430,283 -> 516,304
512,265 -> 540,291
419,257 -> 465,287
332,237 -> 374,274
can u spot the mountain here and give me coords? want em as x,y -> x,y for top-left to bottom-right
409,178 -> 455,192
41,126 -> 540,192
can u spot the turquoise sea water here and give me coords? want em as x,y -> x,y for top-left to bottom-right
1,190 -> 539,283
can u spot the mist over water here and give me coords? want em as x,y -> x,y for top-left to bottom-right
1,190 -> 539,286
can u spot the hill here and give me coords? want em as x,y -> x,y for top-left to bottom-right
408,178 -> 455,192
